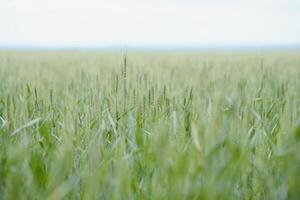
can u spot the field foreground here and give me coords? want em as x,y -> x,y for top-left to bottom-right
0,51 -> 300,199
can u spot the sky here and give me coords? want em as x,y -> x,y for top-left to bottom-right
0,0 -> 300,48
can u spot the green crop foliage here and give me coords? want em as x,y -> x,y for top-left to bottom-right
0,50 -> 300,199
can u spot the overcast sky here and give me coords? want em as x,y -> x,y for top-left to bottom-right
1,0 -> 300,48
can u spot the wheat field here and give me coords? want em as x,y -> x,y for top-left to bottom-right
0,50 -> 300,199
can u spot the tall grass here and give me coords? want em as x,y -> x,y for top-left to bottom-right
0,51 -> 300,199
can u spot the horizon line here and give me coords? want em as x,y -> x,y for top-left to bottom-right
1,44 -> 300,52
